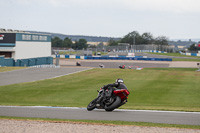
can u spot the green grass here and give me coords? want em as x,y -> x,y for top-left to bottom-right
147,52 -> 200,58
0,67 -> 25,72
172,58 -> 200,61
146,52 -> 200,61
1,116 -> 200,129
0,68 -> 200,112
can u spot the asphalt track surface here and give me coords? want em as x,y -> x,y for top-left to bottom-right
78,61 -> 169,68
0,106 -> 200,125
0,67 -> 90,86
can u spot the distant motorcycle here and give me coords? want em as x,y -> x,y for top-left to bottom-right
87,86 -> 130,111
119,65 -> 125,69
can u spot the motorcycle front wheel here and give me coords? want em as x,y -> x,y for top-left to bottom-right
104,96 -> 121,112
87,98 -> 98,111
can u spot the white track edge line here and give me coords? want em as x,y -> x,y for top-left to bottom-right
29,68 -> 93,83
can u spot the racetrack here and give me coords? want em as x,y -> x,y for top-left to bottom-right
0,106 -> 200,125
0,67 -> 90,86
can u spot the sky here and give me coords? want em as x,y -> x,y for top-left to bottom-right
1,0 -> 200,40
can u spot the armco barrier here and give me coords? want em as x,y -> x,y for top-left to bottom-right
76,56 -> 80,59
65,55 -> 69,58
191,53 -> 197,56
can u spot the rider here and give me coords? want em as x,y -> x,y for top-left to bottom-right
96,78 -> 128,106
103,78 -> 128,90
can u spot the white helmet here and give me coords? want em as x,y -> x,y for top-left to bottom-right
116,78 -> 124,83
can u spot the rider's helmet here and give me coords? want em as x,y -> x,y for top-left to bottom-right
116,78 -> 124,84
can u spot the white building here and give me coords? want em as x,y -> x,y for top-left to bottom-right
0,30 -> 51,59
0,29 -> 52,66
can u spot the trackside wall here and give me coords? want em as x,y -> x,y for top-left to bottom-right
0,56 -> 14,66
0,56 -> 53,67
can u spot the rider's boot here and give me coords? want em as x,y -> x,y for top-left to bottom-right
96,95 -> 104,107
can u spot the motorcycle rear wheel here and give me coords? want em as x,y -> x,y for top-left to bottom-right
104,96 -> 121,112
87,98 -> 98,111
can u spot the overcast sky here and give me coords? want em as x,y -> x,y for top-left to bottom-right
1,0 -> 200,40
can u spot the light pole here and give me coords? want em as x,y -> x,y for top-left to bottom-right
133,34 -> 136,52
133,35 -> 135,45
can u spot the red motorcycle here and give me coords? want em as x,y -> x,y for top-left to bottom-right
87,87 -> 130,111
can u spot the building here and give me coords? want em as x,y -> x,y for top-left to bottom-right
0,29 -> 53,67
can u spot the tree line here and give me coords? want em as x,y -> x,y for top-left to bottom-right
188,43 -> 200,51
52,37 -> 88,50
108,31 -> 169,46
52,31 -> 169,49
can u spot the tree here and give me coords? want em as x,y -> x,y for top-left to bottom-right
52,37 -> 63,47
108,39 -> 118,46
121,31 -> 140,45
120,31 -> 169,45
141,32 -> 154,44
62,37 -> 73,48
154,36 -> 169,45
189,43 -> 200,51
79,39 -> 88,49
73,39 -> 88,50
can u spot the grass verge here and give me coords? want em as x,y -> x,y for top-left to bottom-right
146,52 -> 200,58
0,116 -> 200,129
0,67 -> 25,72
172,58 -> 200,62
146,52 -> 200,61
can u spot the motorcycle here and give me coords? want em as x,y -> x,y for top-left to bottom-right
87,87 -> 130,111
119,65 -> 125,69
